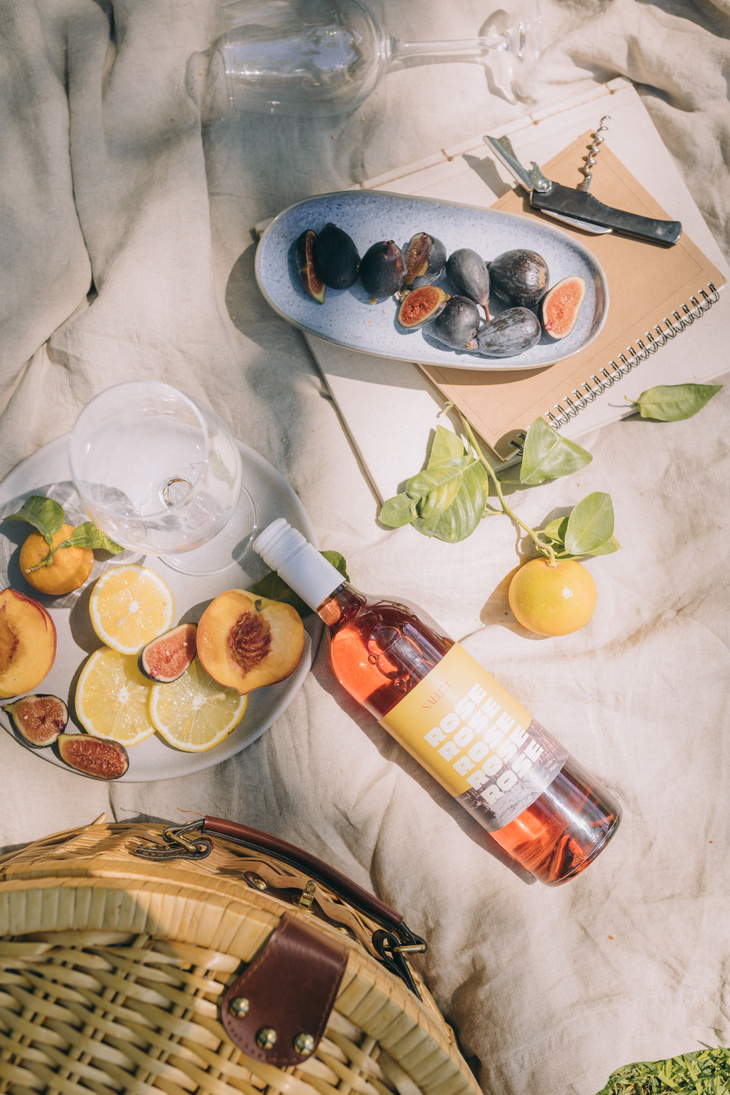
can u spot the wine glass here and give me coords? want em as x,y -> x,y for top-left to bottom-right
217,0 -> 541,118
68,381 -> 257,576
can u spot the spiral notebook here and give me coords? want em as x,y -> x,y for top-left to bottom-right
303,79 -> 729,498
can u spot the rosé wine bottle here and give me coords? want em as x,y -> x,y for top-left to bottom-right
254,519 -> 620,885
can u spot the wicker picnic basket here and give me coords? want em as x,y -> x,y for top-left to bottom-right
0,815 -> 481,1095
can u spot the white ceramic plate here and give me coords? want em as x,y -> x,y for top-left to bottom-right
255,190 -> 609,372
0,436 -> 322,783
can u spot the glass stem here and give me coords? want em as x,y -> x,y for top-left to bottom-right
391,35 -> 509,62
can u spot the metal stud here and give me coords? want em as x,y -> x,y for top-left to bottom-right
228,996 -> 250,1018
293,1032 -> 315,1055
246,873 -> 268,891
256,1027 -> 278,1050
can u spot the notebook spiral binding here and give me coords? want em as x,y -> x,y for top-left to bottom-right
545,283 -> 720,429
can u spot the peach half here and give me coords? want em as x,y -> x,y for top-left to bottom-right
0,587 -> 57,699
196,590 -> 305,695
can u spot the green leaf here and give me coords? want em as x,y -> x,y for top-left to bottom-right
564,492 -> 614,555
4,495 -> 65,540
406,458 -> 470,520
413,459 -> 489,542
540,516 -> 569,545
587,534 -> 621,557
65,522 -> 124,554
427,424 -> 467,465
247,550 -> 349,619
519,418 -> 593,485
379,492 -> 419,528
630,382 -> 722,421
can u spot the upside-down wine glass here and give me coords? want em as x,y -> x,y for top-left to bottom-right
217,0 -> 541,118
68,381 -> 257,576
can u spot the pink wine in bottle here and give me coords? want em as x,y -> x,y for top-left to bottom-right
254,519 -> 620,885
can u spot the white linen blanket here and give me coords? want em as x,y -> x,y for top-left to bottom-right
1,1 -> 729,1092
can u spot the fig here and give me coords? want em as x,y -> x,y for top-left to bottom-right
540,275 -> 586,340
139,622 -> 197,683
403,232 -> 446,289
445,248 -> 490,310
294,229 -> 326,304
359,240 -> 406,300
489,249 -> 549,308
56,733 -> 129,780
431,295 -> 480,349
311,223 -> 360,290
467,307 -> 542,357
397,285 -> 449,329
2,694 -> 68,747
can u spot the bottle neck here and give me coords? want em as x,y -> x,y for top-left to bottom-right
253,518 -> 350,612
316,582 -> 365,627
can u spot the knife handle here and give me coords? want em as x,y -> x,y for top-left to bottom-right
531,184 -> 682,246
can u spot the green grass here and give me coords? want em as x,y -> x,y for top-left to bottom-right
597,1047 -> 730,1094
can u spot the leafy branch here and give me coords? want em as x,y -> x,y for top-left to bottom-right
5,496 -> 123,570
379,409 -> 618,561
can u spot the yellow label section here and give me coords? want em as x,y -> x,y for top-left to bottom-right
380,643 -> 533,798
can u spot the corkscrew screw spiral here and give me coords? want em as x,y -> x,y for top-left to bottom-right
580,115 -> 611,192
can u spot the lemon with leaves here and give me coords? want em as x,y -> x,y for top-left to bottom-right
19,524 -> 94,595
508,558 -> 597,637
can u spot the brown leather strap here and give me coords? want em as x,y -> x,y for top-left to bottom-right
203,815 -> 404,930
220,913 -> 348,1065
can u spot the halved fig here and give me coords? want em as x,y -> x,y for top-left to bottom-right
312,223 -> 360,290
2,694 -> 68,747
540,275 -> 586,339
359,240 -> 406,300
467,307 -> 542,357
294,229 -> 326,303
397,285 -> 449,329
139,622 -> 197,683
57,733 -> 129,780
403,232 -> 446,289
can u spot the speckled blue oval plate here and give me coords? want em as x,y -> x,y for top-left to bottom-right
255,190 -> 609,372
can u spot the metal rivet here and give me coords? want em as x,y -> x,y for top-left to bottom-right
247,874 -> 268,891
293,1032 -> 315,1055
228,996 -> 250,1017
256,1027 -> 277,1050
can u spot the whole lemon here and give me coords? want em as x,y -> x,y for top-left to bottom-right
508,557 -> 597,636
19,524 -> 94,596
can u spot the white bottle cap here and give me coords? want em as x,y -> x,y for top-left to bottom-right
253,518 -> 344,611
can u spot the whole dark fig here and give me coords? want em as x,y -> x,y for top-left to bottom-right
403,232 -> 447,289
312,223 -> 360,290
359,240 -> 406,300
489,249 -> 549,308
397,285 -> 449,329
431,295 -> 481,349
293,228 -> 326,303
446,248 -> 490,308
467,307 -> 542,357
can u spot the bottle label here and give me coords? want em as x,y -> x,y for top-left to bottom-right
379,643 -> 568,832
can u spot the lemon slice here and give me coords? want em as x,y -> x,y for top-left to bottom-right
90,565 -> 175,654
76,647 -> 155,745
148,659 -> 248,752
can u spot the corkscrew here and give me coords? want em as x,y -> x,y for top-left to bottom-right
580,116 -> 610,192
483,123 -> 683,246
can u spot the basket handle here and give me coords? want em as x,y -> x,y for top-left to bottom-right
134,815 -> 427,997
201,815 -> 404,929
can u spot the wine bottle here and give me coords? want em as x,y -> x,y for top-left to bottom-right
253,518 -> 621,885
